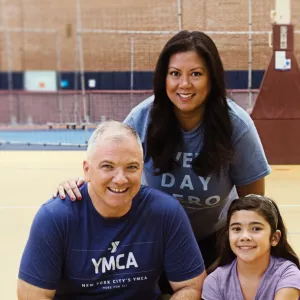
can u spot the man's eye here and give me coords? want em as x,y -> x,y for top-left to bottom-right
128,165 -> 138,170
102,164 -> 113,169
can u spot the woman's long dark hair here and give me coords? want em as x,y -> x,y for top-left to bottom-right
146,30 -> 233,176
209,195 -> 300,273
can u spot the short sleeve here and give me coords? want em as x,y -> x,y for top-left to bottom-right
18,205 -> 64,290
202,271 -> 223,300
275,263 -> 300,292
163,204 -> 205,282
123,113 -> 136,129
230,118 -> 271,186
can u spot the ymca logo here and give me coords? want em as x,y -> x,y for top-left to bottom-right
91,240 -> 138,274
108,241 -> 120,253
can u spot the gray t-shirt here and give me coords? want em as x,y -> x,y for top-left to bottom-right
124,96 -> 271,239
202,256 -> 300,300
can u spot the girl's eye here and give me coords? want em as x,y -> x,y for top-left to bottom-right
231,227 -> 241,232
169,71 -> 180,76
252,227 -> 262,232
191,71 -> 202,76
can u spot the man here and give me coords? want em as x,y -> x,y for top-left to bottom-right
17,121 -> 206,299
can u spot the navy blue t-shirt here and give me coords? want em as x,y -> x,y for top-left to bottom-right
19,184 -> 204,299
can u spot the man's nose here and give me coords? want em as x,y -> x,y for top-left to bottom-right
112,170 -> 128,184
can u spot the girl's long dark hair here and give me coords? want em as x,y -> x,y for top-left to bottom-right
146,30 -> 233,176
209,195 -> 300,273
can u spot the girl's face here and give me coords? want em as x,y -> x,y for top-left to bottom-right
229,210 -> 280,264
166,51 -> 211,123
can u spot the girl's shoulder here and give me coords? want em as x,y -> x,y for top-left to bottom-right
269,256 -> 300,275
263,256 -> 300,295
203,260 -> 238,299
206,259 -> 237,283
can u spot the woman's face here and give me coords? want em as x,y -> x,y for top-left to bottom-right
166,50 -> 211,121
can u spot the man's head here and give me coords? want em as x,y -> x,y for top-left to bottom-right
83,121 -> 144,218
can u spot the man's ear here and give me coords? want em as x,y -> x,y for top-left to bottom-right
83,160 -> 90,182
271,230 -> 281,246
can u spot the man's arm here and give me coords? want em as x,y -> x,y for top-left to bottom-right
17,279 -> 56,300
162,201 -> 206,299
17,205 -> 64,298
169,271 -> 206,299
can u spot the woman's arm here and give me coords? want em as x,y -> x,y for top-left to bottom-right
236,177 -> 265,197
53,177 -> 85,200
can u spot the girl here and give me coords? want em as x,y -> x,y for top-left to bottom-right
202,194 -> 300,300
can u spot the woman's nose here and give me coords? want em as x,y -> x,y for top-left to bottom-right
179,75 -> 191,88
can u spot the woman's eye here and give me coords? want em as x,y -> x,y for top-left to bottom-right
191,72 -> 202,76
170,71 -> 180,76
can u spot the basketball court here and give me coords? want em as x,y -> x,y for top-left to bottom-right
0,151 -> 299,299
1,0 -> 300,298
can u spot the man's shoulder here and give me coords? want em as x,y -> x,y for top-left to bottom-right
42,196 -> 74,216
40,184 -> 88,221
138,185 -> 182,212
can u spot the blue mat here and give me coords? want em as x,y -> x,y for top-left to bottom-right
0,129 -> 94,150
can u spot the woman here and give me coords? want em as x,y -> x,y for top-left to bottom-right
54,30 -> 271,289
202,195 -> 300,299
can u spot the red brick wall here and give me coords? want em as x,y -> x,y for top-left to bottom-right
0,0 -> 300,72
0,90 -> 257,124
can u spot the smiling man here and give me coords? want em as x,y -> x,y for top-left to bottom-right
17,121 -> 206,300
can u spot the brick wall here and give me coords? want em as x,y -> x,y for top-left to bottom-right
1,0 -> 300,72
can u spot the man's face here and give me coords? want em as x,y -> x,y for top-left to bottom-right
83,133 -> 143,217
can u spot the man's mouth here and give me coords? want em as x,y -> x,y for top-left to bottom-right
108,187 -> 129,193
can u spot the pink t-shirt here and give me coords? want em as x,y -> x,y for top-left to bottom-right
202,256 -> 300,300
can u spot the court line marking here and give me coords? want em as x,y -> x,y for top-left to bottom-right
278,205 -> 300,207
1,204 -> 300,209
0,205 -> 40,209
1,206 -> 299,235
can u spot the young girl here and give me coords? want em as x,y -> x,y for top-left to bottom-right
202,194 -> 300,300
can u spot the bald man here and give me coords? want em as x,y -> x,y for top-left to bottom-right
17,121 -> 206,300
